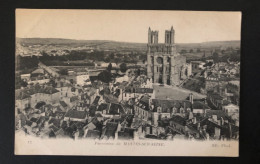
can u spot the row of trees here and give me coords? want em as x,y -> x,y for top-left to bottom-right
180,48 -> 202,54
97,63 -> 128,83
17,50 -> 144,71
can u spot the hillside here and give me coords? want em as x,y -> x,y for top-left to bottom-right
16,38 -> 240,53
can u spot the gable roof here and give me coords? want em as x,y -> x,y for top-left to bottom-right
104,122 -> 118,138
192,101 -> 210,109
170,115 -> 187,126
60,101 -> 68,108
108,103 -> 125,115
70,96 -> 79,102
97,103 -> 109,111
64,110 -> 87,119
152,99 -> 192,112
205,110 -> 230,120
92,96 -> 100,105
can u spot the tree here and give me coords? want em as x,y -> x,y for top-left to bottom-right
137,69 -> 141,76
20,79 -> 28,88
181,49 -> 187,54
197,48 -> 201,53
107,63 -> 112,72
98,70 -> 112,83
189,49 -> 194,53
212,52 -> 219,63
49,79 -> 57,87
119,63 -> 127,73
59,69 -> 68,75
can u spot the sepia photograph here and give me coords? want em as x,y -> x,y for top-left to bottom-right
15,9 -> 241,156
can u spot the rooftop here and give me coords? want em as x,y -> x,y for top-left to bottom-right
64,109 -> 87,119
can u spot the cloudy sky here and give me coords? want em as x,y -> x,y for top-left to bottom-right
16,9 -> 241,43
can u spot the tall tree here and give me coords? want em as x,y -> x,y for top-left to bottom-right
107,63 -> 112,72
119,63 -> 127,73
98,70 -> 112,83
213,52 -> 219,63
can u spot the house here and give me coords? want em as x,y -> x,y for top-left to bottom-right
59,101 -> 69,111
118,128 -> 136,140
192,101 -> 210,114
97,103 -> 125,118
69,96 -> 79,107
96,103 -> 109,114
64,109 -> 88,123
207,91 -> 230,110
102,121 -> 119,139
150,99 -> 192,126
205,110 -> 231,126
29,85 -> 60,107
123,87 -> 154,101
169,115 -> 188,134
222,104 -> 239,117
20,74 -> 31,81
134,95 -> 150,121
76,74 -> 91,86
85,129 -> 101,139
15,89 -> 31,112
92,95 -> 103,106
115,75 -> 129,83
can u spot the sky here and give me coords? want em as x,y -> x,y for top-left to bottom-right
16,9 -> 241,43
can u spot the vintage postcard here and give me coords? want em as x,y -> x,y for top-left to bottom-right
15,9 -> 240,156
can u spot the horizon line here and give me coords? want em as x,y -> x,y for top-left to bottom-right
16,37 -> 241,44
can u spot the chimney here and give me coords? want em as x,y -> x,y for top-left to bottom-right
189,93 -> 193,104
189,112 -> 193,120
197,122 -> 200,130
204,98 -> 207,105
212,115 -> 218,123
204,70 -> 208,78
193,117 -> 197,124
220,117 -> 224,126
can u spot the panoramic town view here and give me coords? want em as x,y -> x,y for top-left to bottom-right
15,10 -> 240,141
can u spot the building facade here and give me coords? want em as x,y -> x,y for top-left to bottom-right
147,26 -> 187,85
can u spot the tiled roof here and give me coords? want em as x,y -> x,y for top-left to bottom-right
48,118 -> 62,128
207,92 -> 223,100
70,96 -> 79,102
192,101 -> 210,109
15,90 -> 31,100
86,130 -> 101,139
152,99 -> 192,112
136,96 -> 150,111
125,87 -> 153,94
64,109 -> 87,119
109,103 -> 125,115
16,85 -> 59,99
95,113 -> 103,118
89,105 -> 97,117
49,125 -> 60,133
59,101 -> 68,108
205,110 -> 230,120
104,122 -> 118,138
170,115 -> 187,126
31,68 -> 44,75
92,96 -> 100,105
97,103 -> 109,111
118,128 -> 135,140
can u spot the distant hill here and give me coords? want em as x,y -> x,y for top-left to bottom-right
16,38 -> 240,52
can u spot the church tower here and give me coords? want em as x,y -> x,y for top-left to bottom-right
147,26 -> 186,86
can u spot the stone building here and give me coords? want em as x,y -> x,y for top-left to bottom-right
147,26 -> 187,85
